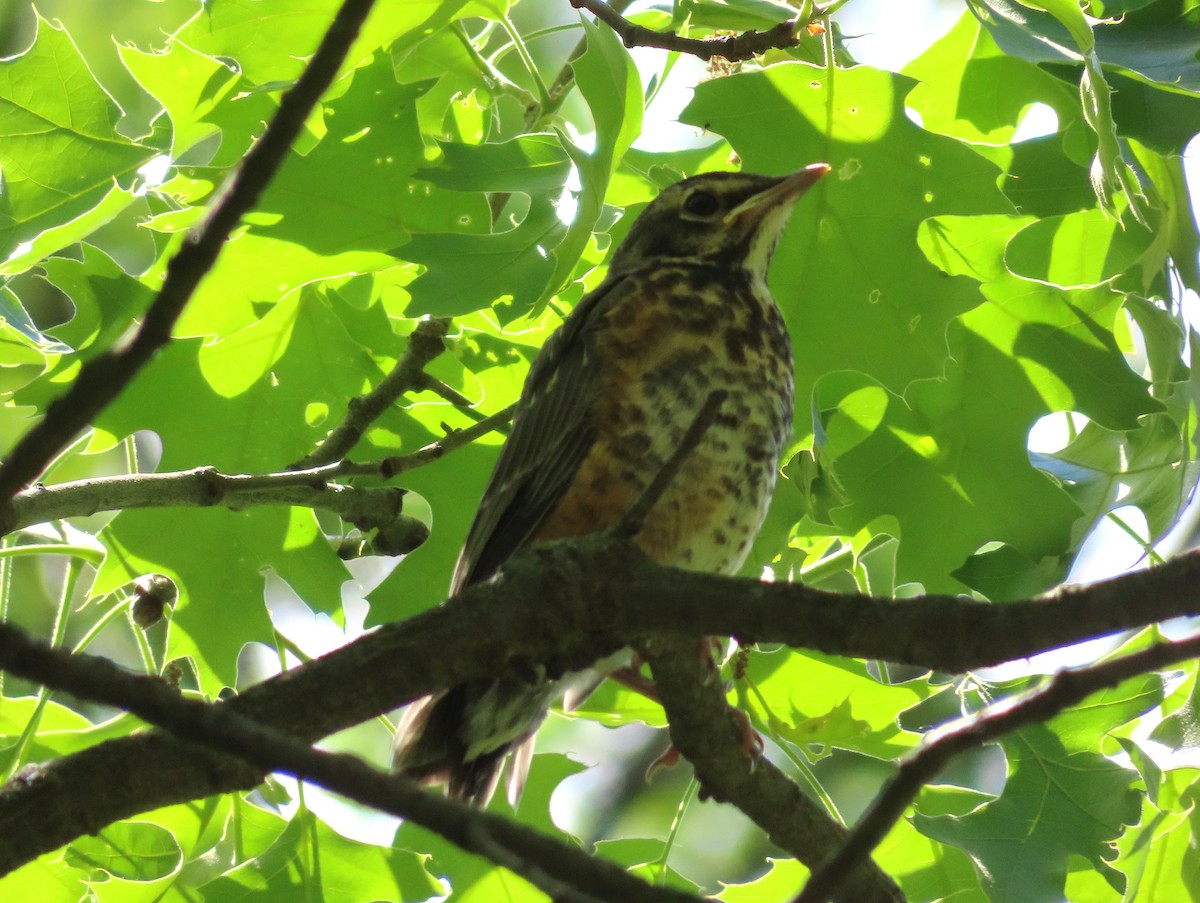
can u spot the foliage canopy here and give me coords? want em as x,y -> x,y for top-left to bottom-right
0,0 -> 1199,901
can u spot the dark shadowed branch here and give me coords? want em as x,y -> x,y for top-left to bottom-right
639,635 -> 905,903
3,536 -> 1200,879
0,622 -> 699,903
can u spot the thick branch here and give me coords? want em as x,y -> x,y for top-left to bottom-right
3,538 -> 1200,872
0,622 -> 697,903
569,0 -> 810,62
0,0 -> 381,503
640,636 -> 904,903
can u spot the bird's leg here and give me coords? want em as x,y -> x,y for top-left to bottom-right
613,640 -> 764,782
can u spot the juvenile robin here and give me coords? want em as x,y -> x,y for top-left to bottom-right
393,163 -> 830,807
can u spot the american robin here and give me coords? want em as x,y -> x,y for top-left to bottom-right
393,164 -> 830,807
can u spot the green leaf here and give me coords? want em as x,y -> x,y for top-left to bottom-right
174,0 -> 411,87
1006,206 -> 1158,288
915,672 -> 1161,900
0,14 -> 159,259
742,648 -> 927,759
66,820 -> 182,882
527,16 -> 644,315
423,134 -> 571,192
254,62 -> 486,255
119,38 -> 278,166
0,856 -> 87,902
204,808 -> 439,902
904,11 -> 1079,146
402,196 -> 566,317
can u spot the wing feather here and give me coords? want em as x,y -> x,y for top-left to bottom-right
450,274 -> 633,591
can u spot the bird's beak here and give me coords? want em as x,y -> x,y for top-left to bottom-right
725,162 -> 831,223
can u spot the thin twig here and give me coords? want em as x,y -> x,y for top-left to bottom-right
569,0 -> 813,62
293,318 -> 454,468
341,404 -> 516,479
0,622 -> 699,903
414,371 -> 484,417
610,390 -> 728,540
793,632 -> 1200,903
0,0 -> 381,503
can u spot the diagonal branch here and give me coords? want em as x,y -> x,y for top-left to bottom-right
0,0 -> 382,504
569,0 -> 815,62
292,317 -> 455,469
0,622 -> 698,903
794,630 -> 1200,903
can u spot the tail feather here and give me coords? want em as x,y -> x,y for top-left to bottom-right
392,678 -> 553,808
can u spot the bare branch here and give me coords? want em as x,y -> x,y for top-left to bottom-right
794,631 -> 1200,903
4,467 -> 407,537
344,404 -> 516,479
0,622 -> 699,903
0,0 -> 382,503
2,407 -> 514,547
569,0 -> 813,62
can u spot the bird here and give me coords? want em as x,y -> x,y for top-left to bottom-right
393,163 -> 830,807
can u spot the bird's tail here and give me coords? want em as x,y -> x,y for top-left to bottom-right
392,677 -> 555,808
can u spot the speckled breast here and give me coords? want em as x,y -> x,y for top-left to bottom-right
534,261 -> 794,575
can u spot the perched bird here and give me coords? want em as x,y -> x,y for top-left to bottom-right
393,164 -> 830,807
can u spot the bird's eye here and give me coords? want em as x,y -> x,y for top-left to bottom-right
683,190 -> 720,217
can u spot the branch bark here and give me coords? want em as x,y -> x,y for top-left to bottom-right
641,636 -> 904,903
0,621 -> 698,903
2,536 -> 1199,877
2,404 -> 515,549
568,0 -> 815,62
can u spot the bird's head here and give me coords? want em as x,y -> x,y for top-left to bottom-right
609,163 -> 830,278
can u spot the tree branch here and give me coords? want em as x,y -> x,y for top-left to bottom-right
3,467 -> 409,537
0,0 -> 382,503
292,317 -> 454,469
0,622 -> 698,903
568,0 -> 814,62
794,630 -> 1200,903
3,538 -> 1200,874
640,635 -> 905,903
341,404 -> 516,480
2,407 -> 515,550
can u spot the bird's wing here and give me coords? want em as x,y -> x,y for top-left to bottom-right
450,274 -> 633,592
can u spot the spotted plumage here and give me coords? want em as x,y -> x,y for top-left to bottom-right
393,164 -> 829,807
